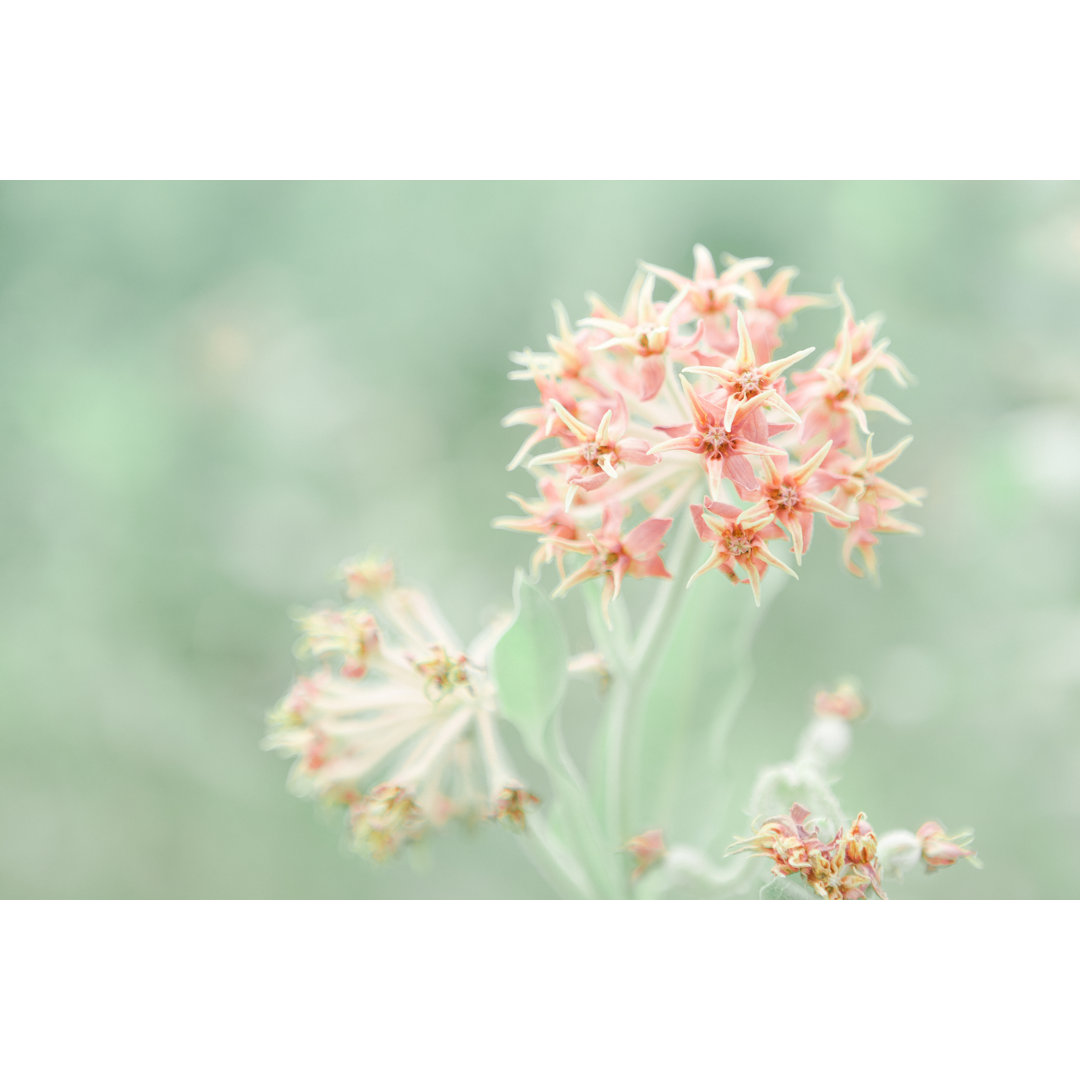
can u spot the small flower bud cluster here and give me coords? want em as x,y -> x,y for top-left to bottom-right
266,556 -> 538,860
878,822 -> 981,877
797,679 -> 866,771
496,246 -> 923,610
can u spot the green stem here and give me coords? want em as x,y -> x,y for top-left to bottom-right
580,511 -> 699,891
519,817 -> 596,899
609,511 -> 698,845
543,708 -> 624,898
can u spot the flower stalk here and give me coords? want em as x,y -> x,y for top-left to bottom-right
265,245 -> 977,900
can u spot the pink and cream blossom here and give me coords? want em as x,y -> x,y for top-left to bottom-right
497,246 -> 922,613
266,560 -> 538,860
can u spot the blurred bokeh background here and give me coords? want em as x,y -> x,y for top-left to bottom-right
1,181 -> 1077,898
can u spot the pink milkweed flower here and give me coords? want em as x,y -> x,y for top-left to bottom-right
683,310 -> 808,431
509,301 -> 597,384
840,498 -> 922,579
623,828 -> 667,882
736,442 -> 855,564
579,273 -> 701,401
529,400 -> 658,506
813,680 -> 866,722
703,258 -> 826,361
790,324 -> 911,447
551,503 -> 672,625
797,679 -> 866,770
820,435 -> 924,578
689,499 -> 797,605
835,283 -> 912,387
501,376 -> 592,471
509,303 -> 615,406
651,376 -> 785,498
740,263 -> 830,324
492,478 -> 582,574
501,247 -> 923,608
916,822 -> 980,870
824,434 -> 925,510
641,244 -> 764,321
338,554 -> 395,600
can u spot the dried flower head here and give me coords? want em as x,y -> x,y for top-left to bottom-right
731,803 -> 886,900
492,786 -> 541,831
266,562 -> 538,860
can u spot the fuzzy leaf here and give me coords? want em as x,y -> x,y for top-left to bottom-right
491,570 -> 569,760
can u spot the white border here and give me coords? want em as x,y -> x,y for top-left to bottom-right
1,902 -> 1073,1075
2,3 -> 1077,178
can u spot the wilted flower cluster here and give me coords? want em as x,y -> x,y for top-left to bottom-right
731,803 -> 886,900
265,556 -> 537,860
730,681 -> 978,899
497,246 -> 924,614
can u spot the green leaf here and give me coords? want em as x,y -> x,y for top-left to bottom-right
628,571 -> 778,844
490,569 -> 569,760
760,875 -> 818,900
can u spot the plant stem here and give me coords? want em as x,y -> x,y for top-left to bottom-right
586,510 -> 698,871
518,817 -> 596,898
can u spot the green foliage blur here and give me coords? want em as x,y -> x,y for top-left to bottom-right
2,181 -> 1077,898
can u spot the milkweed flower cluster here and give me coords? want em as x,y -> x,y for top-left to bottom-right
266,242 -> 977,900
497,246 -> 924,611
265,556 -> 538,860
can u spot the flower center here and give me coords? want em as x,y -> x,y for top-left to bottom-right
700,426 -> 733,457
580,441 -> 614,467
413,646 -> 471,701
734,370 -> 764,399
726,528 -> 752,557
635,325 -> 667,354
774,483 -> 801,511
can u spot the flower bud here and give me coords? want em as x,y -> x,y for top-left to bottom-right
350,784 -> 424,861
623,829 -> 666,881
492,786 -> 540,831
339,555 -> 395,600
813,680 -> 866,722
412,645 -> 471,702
916,821 -> 979,870
796,716 -> 853,770
296,608 -> 380,678
876,829 -> 923,878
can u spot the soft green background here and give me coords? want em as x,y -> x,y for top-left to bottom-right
2,181 -> 1077,898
